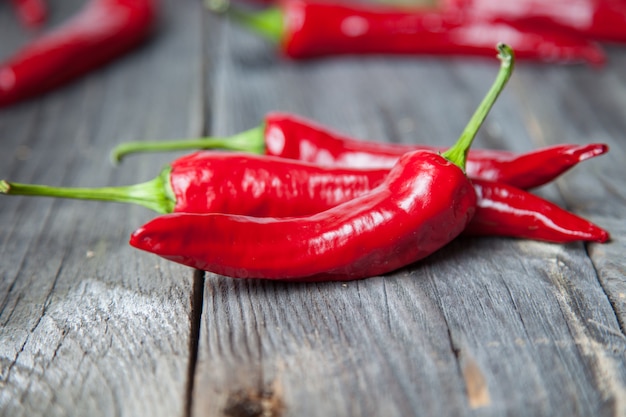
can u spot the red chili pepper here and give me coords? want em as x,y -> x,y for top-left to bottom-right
10,0 -> 47,28
129,148 -> 477,281
111,112 -> 609,190
444,0 -> 626,43
0,0 -> 157,108
6,44 -> 512,281
211,0 -> 605,64
0,153 -> 388,215
466,180 -> 609,242
0,149 -> 609,243
125,46 -> 510,281
449,142 -> 608,190
168,154 -> 608,243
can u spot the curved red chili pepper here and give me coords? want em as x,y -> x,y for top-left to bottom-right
261,113 -> 609,189
168,152 -> 388,216
452,141 -> 609,189
10,0 -> 47,28
0,150 -> 610,243
444,0 -> 626,43
156,152 -> 611,243
0,152 -> 387,215
128,152 -> 607,281
110,111 -> 609,190
215,0 -> 605,64
466,180 -> 609,243
0,0 -> 157,108
126,47 -> 558,281
129,150 -> 478,281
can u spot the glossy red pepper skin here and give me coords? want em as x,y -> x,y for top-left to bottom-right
1,150 -> 609,243
263,112 -> 609,189
169,152 -> 389,216
111,112 -> 609,187
466,180 -> 609,242
10,0 -> 47,28
445,0 -> 626,43
130,150 -> 477,282
0,0 -> 156,108
276,0 -> 604,64
168,152 -> 609,243
450,143 -> 609,190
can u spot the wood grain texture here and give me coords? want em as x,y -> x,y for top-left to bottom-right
0,1 -> 204,416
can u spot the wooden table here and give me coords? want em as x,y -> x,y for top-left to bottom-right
2,1 -> 626,416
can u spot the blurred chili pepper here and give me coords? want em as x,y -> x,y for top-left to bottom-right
444,0 -> 626,43
207,0 -> 605,64
10,0 -> 47,28
110,111 -> 608,190
0,0 -> 157,108
1,151 -> 608,243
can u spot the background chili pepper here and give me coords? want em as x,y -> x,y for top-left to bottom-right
208,0 -> 605,64
0,149 -> 609,243
0,0 -> 157,108
10,0 -> 47,28
444,0 -> 626,43
111,111 -> 609,190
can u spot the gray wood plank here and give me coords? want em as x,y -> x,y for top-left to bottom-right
511,56 -> 626,341
191,18 -> 626,417
0,0 -> 205,416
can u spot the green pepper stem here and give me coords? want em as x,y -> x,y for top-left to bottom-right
205,0 -> 284,44
110,125 -> 266,164
442,44 -> 515,171
0,168 -> 176,214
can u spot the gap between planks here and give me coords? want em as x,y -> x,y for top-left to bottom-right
185,269 -> 206,417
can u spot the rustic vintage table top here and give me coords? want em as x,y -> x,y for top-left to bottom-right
1,1 -> 626,416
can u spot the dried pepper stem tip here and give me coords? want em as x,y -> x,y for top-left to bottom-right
0,180 -> 10,194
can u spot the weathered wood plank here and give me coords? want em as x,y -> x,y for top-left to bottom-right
512,55 -> 626,345
0,1 -> 205,416
191,19 -> 626,417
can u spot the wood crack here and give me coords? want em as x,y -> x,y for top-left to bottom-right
4,243 -> 68,384
184,269 -> 205,417
584,242 -> 626,339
